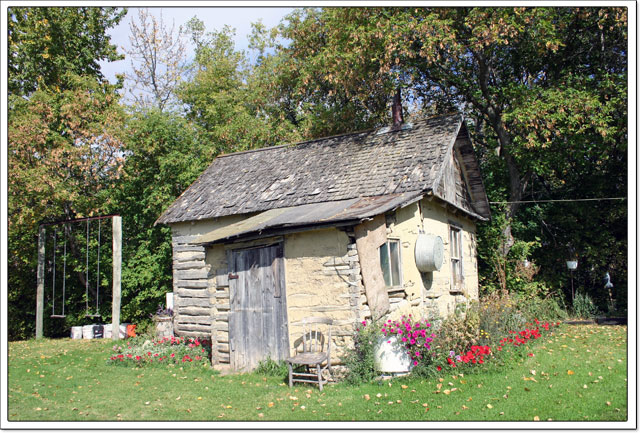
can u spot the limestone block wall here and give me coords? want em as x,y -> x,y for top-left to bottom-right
383,198 -> 479,321
284,227 -> 367,363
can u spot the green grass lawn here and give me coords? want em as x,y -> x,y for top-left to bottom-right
7,324 -> 627,422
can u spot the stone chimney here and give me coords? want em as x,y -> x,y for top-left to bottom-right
391,87 -> 404,126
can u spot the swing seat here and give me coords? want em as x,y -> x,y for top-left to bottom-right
85,314 -> 101,318
50,314 -> 66,318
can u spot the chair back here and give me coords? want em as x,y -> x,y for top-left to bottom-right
298,317 -> 332,358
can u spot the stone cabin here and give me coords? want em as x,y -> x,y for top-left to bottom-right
156,113 -> 490,371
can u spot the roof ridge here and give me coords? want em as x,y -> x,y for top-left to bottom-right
216,112 -> 462,159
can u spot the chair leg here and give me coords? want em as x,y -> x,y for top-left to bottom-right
288,362 -> 293,388
317,363 -> 323,392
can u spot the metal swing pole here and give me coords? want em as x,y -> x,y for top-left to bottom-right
36,226 -> 45,339
85,220 -> 90,316
62,227 -> 67,317
112,216 -> 122,340
95,219 -> 101,315
52,229 -> 56,316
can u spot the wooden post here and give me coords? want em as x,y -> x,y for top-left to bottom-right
111,216 -> 122,340
36,226 -> 45,339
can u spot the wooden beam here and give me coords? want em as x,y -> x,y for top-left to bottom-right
35,226 -> 45,339
111,216 -> 122,340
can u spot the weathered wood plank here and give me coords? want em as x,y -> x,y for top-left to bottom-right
176,279 -> 209,288
176,268 -> 209,280
216,269 -> 229,287
173,244 -> 205,253
176,297 -> 211,308
172,235 -> 201,244
174,315 -> 212,324
174,251 -> 206,262
174,261 -> 207,270
175,323 -> 211,333
176,306 -> 210,316
216,342 -> 230,353
176,288 -> 211,298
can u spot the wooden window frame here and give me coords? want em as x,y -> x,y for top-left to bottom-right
449,224 -> 464,292
379,239 -> 403,289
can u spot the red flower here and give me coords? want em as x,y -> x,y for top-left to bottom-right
437,366 -> 442,371
528,353 -> 534,357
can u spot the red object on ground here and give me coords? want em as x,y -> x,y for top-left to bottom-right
126,324 -> 136,338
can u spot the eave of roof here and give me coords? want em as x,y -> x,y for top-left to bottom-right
194,192 -> 425,246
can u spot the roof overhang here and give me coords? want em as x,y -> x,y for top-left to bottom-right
194,192 -> 424,246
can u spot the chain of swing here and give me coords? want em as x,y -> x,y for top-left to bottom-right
50,218 -> 105,319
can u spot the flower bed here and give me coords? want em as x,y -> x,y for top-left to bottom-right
107,335 -> 211,367
436,319 -> 560,372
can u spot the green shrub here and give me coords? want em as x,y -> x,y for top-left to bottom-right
255,358 -> 289,377
433,302 -> 481,356
342,320 -> 381,385
572,292 -> 599,319
516,293 -> 568,322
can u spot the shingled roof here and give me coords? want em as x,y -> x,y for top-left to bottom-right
156,113 -> 489,225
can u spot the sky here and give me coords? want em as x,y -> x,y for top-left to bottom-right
99,7 -> 295,85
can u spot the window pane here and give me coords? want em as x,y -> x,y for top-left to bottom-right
379,244 -> 392,287
390,241 -> 401,286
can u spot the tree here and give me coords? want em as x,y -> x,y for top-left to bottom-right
178,18 -> 300,155
8,7 -> 125,96
8,74 -> 126,339
8,7 -> 126,339
105,109 -> 210,323
124,8 -> 187,111
265,7 -> 627,302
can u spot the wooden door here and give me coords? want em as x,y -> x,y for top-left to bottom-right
228,243 -> 288,371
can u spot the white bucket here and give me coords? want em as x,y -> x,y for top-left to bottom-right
374,336 -> 413,373
82,324 -> 95,339
119,323 -> 129,338
104,324 -> 112,338
70,326 -> 83,339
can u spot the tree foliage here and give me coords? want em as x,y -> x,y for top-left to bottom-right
106,109 -> 211,322
8,7 -> 125,96
8,74 -> 126,339
178,19 -> 301,154
267,7 -> 627,307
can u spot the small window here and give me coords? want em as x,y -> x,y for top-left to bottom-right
450,226 -> 463,290
379,240 -> 402,288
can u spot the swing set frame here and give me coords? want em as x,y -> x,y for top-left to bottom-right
35,214 -> 122,340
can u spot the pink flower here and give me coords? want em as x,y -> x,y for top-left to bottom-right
361,321 -> 367,327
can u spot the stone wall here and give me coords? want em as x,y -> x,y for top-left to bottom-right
284,228 -> 367,362
383,198 -> 479,322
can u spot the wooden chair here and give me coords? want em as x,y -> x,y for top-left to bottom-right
286,317 -> 333,391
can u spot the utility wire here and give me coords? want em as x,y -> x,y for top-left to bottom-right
489,197 -> 626,205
